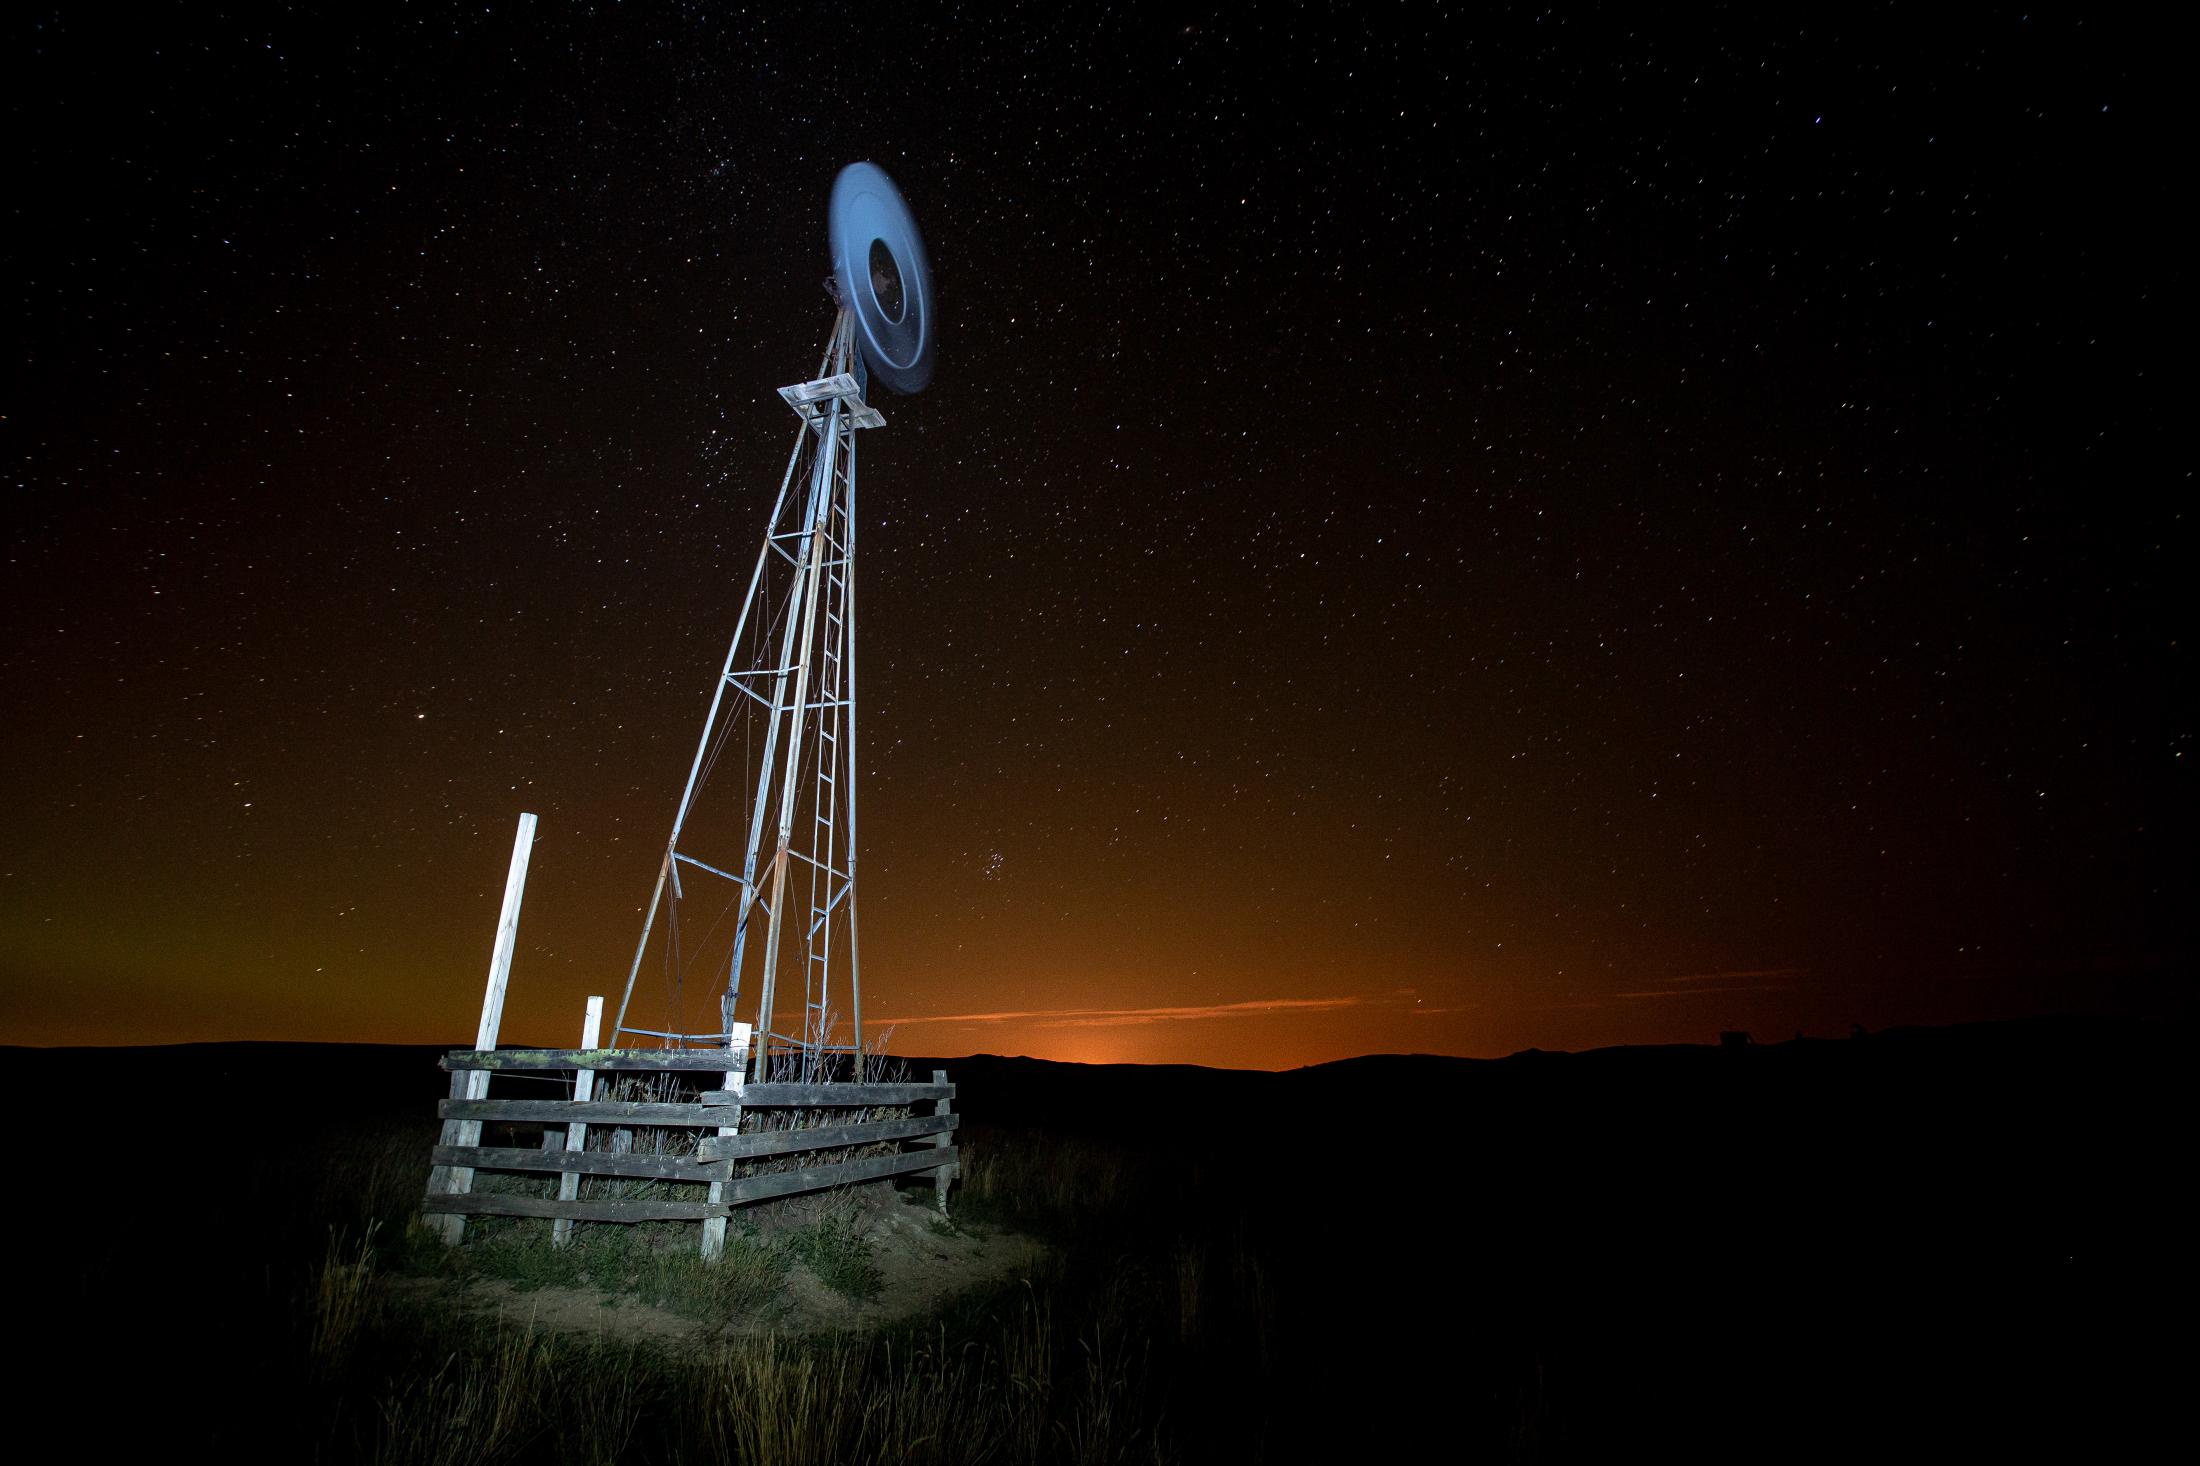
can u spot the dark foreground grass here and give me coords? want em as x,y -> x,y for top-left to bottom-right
310,1242 -> 1193,1465
417,1212 -> 794,1319
12,1025 -> 2171,1461
93,1115 -> 1278,1463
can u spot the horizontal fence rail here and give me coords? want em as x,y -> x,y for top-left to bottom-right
725,1147 -> 957,1205
441,1048 -> 771,1072
697,1112 -> 956,1161
421,1194 -> 728,1224
705,1081 -> 952,1107
440,1098 -> 734,1128
418,1150 -> 964,1219
426,1145 -> 733,1184
421,1044 -> 959,1256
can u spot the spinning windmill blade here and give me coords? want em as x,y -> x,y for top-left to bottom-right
831,162 -> 935,395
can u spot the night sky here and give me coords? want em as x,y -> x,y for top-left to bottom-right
6,6 -> 2184,1067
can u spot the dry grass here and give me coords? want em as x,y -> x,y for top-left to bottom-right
1173,1238 -> 1204,1347
959,1128 -> 1138,1231
700,1335 -> 868,1465
322,1120 -> 1244,1463
119,1099 -> 1307,1463
337,1251 -> 1181,1464
369,1324 -> 554,1465
311,1223 -> 383,1374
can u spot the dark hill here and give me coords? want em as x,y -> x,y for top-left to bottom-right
2,1015 -> 2180,1456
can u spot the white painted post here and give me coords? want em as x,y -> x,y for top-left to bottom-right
552,994 -> 604,1249
700,1021 -> 751,1260
430,811 -> 539,1245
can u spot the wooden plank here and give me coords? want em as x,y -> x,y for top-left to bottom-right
695,1112 -> 957,1162
430,1145 -> 731,1184
420,1193 -> 726,1223
442,1047 -> 770,1073
439,1098 -> 726,1126
724,1145 -> 960,1206
553,995 -> 603,1248
701,1081 -> 953,1108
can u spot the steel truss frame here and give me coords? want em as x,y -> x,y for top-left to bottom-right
612,310 -> 876,1081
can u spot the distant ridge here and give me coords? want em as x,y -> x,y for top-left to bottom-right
2,1010 -> 2165,1071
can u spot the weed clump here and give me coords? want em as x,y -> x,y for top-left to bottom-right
309,1223 -> 382,1374
786,1209 -> 883,1301
425,1217 -> 789,1322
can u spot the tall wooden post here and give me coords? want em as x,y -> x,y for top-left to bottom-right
428,811 -> 538,1244
552,994 -> 603,1249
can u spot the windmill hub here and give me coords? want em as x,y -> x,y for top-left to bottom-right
830,162 -> 934,395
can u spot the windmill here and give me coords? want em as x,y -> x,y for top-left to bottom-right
610,162 -> 935,1082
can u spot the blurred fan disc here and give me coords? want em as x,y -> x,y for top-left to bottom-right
830,163 -> 934,395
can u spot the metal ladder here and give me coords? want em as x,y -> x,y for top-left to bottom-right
801,498 -> 850,1058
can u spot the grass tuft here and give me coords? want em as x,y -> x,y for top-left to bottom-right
784,1192 -> 884,1302
435,1216 -> 790,1322
310,1222 -> 381,1373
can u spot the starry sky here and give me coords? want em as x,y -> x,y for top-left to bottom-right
5,5 -> 2184,1066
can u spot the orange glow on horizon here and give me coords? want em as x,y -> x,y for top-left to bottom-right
0,800 -> 2164,1067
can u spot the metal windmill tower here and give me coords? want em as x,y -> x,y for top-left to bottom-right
611,163 -> 935,1082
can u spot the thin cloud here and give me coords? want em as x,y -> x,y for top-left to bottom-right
875,994 -> 1383,1030
1613,985 -> 1788,1000
1661,967 -> 1806,984
1613,965 -> 1806,997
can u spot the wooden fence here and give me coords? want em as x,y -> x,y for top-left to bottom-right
421,1039 -> 958,1257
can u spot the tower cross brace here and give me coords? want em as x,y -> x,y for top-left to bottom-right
612,308 -> 878,1082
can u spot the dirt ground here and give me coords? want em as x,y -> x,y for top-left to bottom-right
388,1185 -> 1044,1345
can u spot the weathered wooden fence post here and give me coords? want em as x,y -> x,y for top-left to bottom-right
551,994 -> 603,1249
427,811 -> 538,1244
700,1021 -> 751,1260
930,1067 -> 957,1215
